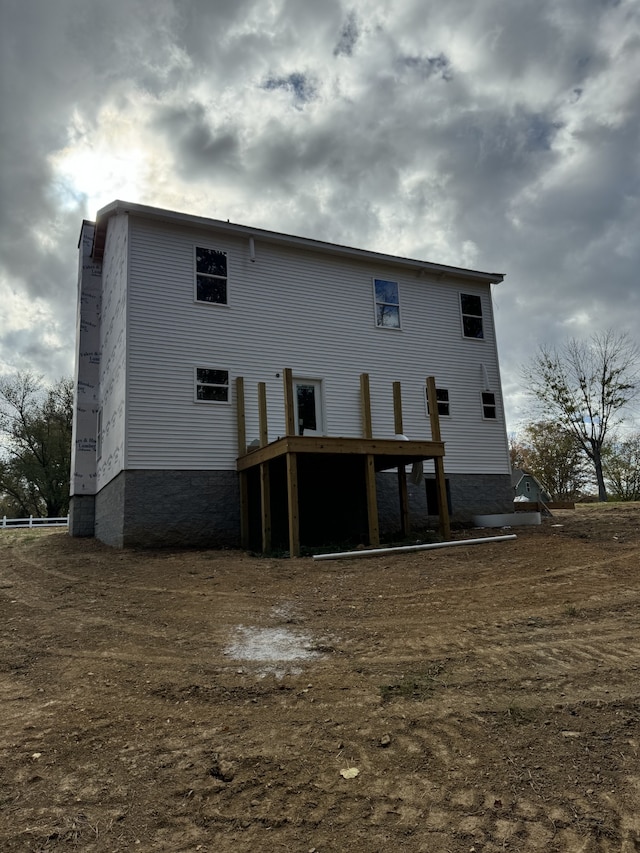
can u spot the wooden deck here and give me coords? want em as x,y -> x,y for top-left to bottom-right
235,371 -> 450,557
237,435 -> 444,472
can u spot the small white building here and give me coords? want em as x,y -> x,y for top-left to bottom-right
70,200 -> 513,549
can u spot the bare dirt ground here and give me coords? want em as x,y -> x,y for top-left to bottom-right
1,503 -> 639,852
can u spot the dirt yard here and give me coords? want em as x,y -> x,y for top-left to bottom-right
1,504 -> 639,852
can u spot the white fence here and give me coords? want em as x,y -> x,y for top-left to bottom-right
1,515 -> 69,530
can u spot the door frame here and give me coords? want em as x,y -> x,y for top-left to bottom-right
292,377 -> 325,436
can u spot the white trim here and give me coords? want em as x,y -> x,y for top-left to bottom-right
194,366 -> 231,404
425,386 -> 451,418
373,277 -> 402,330
481,390 -> 497,420
292,377 -> 325,436
459,291 -> 485,341
94,200 -> 504,285
194,244 -> 229,306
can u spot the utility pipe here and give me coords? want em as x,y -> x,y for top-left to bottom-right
312,534 -> 517,561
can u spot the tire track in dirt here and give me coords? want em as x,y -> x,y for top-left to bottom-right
2,516 -> 639,851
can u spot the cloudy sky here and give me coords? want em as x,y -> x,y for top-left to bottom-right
1,0 -> 639,431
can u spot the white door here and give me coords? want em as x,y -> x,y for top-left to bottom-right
293,379 -> 324,436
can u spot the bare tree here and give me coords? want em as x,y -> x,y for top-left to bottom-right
522,330 -> 639,501
0,372 -> 73,517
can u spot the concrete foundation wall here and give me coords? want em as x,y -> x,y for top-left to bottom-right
445,473 -> 514,519
68,495 -> 96,537
95,472 -> 126,547
376,472 -> 429,534
95,470 -> 240,548
82,468 -> 514,548
376,471 -> 514,534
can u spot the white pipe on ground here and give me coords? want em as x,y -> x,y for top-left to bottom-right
312,534 -> 517,561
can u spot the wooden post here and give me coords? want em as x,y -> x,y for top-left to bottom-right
282,368 -> 300,556
287,452 -> 300,557
360,373 -> 379,546
426,376 -> 442,443
426,376 -> 450,540
236,377 -> 249,549
283,368 -> 296,436
393,381 -> 410,537
360,373 -> 373,438
258,382 -> 271,552
364,454 -> 380,547
236,376 -> 247,456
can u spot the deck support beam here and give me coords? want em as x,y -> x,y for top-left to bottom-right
393,381 -> 410,537
287,452 -> 300,557
364,454 -> 380,547
283,368 -> 300,555
258,382 -> 271,552
235,377 -> 250,549
427,376 -> 450,540
361,373 -> 379,546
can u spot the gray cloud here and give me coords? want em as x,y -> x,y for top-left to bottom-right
153,101 -> 242,176
0,0 -> 638,432
262,72 -> 318,104
334,11 -> 360,56
396,53 -> 452,81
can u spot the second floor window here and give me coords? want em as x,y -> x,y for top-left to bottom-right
460,293 -> 484,339
196,247 -> 227,304
374,278 -> 401,328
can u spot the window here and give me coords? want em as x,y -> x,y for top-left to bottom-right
426,387 -> 450,417
196,368 -> 229,402
482,391 -> 497,419
196,247 -> 227,304
460,293 -> 484,339
374,278 -> 400,328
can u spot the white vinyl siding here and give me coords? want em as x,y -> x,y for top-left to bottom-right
121,216 -> 509,475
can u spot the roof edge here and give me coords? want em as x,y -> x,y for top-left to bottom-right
92,200 -> 504,283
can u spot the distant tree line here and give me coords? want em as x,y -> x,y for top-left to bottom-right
0,373 -> 73,518
517,330 -> 639,502
510,422 -> 640,502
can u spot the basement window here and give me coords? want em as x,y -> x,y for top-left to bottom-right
195,368 -> 229,402
426,387 -> 450,417
195,247 -> 228,304
374,278 -> 401,328
460,293 -> 484,339
482,391 -> 497,419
